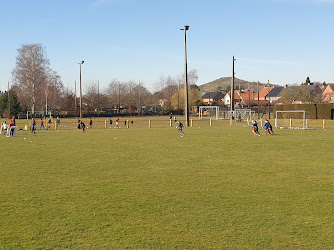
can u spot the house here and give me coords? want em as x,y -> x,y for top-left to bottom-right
158,99 -> 168,107
257,86 -> 275,101
224,89 -> 257,107
202,92 -> 224,105
223,90 -> 241,106
322,84 -> 334,103
266,87 -> 283,103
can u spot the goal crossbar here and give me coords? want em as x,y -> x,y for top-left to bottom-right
199,106 -> 219,120
275,110 -> 306,129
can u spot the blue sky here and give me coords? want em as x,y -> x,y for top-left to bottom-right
1,0 -> 334,92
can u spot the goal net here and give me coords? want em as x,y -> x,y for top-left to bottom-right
27,111 -> 52,119
6,126 -> 19,137
199,106 -> 219,120
227,109 -> 255,121
275,110 -> 306,129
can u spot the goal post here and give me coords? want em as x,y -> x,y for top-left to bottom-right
27,111 -> 52,120
227,109 -> 254,120
275,110 -> 306,129
199,106 -> 219,120
6,126 -> 19,137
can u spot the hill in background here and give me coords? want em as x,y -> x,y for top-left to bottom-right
199,77 -> 272,92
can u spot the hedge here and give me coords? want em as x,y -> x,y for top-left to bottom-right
274,103 -> 334,119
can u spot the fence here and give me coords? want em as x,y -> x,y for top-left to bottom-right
5,116 -> 334,132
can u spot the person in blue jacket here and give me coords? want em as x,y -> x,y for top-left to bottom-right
177,121 -> 185,136
263,120 -> 270,135
252,120 -> 260,136
267,119 -> 274,135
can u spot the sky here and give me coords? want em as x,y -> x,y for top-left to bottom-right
1,0 -> 334,93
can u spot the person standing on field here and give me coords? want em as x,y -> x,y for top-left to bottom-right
47,118 -> 52,130
89,118 -> 93,129
40,119 -> 45,130
115,117 -> 120,128
31,118 -> 36,134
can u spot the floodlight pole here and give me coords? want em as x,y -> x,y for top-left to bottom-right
8,81 -> 10,118
98,80 -> 100,117
75,81 -> 77,117
268,80 -> 270,119
257,81 -> 260,119
230,56 -> 236,116
181,25 -> 190,126
78,61 -> 84,118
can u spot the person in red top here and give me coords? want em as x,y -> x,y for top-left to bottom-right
89,118 -> 93,129
115,117 -> 120,128
40,119 -> 45,130
9,121 -> 16,136
11,116 -> 15,126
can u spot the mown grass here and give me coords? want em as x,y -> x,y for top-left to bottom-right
1,118 -> 334,249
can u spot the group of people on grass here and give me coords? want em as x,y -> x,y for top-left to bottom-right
0,116 -> 16,136
252,119 -> 274,136
39,117 -> 53,130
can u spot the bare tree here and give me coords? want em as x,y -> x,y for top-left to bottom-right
84,82 -> 99,112
61,87 -> 75,112
12,44 -> 63,114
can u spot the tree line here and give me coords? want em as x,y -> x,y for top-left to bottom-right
0,44 -> 202,118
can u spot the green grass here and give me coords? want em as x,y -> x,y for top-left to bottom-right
1,118 -> 334,249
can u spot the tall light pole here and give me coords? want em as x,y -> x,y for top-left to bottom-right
181,25 -> 190,126
257,81 -> 260,119
8,81 -> 10,118
78,61 -> 84,118
268,80 -> 271,119
230,56 -> 236,116
75,81 -> 77,117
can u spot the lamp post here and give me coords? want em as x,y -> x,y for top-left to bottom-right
78,61 -> 84,118
75,81 -> 77,117
231,56 -> 236,116
8,81 -> 10,118
268,80 -> 270,119
180,25 -> 190,126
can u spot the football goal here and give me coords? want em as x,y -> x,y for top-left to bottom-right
199,106 -> 219,120
6,126 -> 19,137
227,109 -> 254,120
26,111 -> 52,120
275,110 -> 306,129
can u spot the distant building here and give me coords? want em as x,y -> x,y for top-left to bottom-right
158,99 -> 168,107
223,89 -> 257,107
266,87 -> 284,103
322,84 -> 334,103
257,86 -> 275,101
202,92 -> 224,105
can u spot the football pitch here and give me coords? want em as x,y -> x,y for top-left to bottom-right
1,117 -> 334,249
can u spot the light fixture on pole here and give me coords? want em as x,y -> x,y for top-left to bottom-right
180,25 -> 190,126
78,61 -> 84,118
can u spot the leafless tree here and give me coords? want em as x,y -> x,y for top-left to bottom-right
12,44 -> 63,114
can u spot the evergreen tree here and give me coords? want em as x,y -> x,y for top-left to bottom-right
0,90 -> 20,118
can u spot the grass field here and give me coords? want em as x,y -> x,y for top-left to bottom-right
1,117 -> 334,249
